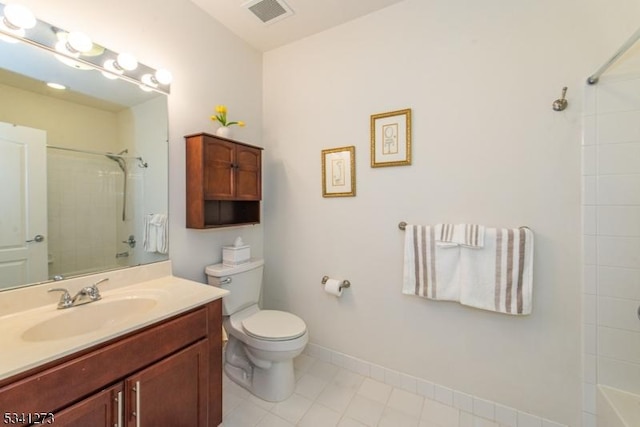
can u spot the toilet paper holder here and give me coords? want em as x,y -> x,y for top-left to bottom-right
321,276 -> 351,290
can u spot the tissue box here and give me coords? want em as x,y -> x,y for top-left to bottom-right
223,245 -> 250,266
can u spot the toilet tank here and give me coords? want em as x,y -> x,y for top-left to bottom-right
205,258 -> 264,315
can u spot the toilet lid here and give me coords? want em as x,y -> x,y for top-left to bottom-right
242,310 -> 306,341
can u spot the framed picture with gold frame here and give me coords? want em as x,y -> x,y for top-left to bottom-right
321,146 -> 356,197
370,108 -> 411,167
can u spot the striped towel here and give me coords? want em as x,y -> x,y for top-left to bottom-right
402,224 -> 461,301
435,224 -> 485,248
459,227 -> 534,315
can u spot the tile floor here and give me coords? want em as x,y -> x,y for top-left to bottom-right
222,353 -> 507,427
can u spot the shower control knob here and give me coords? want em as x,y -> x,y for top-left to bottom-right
26,234 -> 44,243
552,87 -> 568,111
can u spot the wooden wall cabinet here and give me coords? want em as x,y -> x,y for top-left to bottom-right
0,300 -> 223,427
186,133 -> 263,229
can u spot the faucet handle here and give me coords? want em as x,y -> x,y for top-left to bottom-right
94,278 -> 109,287
48,288 -> 73,309
87,278 -> 109,300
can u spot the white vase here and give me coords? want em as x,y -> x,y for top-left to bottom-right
216,126 -> 232,138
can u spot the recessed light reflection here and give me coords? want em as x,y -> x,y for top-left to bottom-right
47,82 -> 66,90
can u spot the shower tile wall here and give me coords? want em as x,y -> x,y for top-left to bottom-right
47,152 -> 120,278
582,75 -> 640,421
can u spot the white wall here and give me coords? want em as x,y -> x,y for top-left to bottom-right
0,83 -> 120,151
19,0 -> 265,284
582,49 -> 640,421
262,0 -> 640,425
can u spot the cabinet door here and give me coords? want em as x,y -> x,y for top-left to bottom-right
125,340 -> 209,427
203,139 -> 235,200
235,144 -> 262,200
53,383 -> 123,427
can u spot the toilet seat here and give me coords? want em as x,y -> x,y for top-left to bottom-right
242,310 -> 306,341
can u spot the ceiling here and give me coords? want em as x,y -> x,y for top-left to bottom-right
189,0 -> 407,52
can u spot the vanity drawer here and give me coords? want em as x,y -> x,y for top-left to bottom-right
0,307 -> 208,417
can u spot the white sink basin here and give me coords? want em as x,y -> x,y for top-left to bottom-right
21,297 -> 158,342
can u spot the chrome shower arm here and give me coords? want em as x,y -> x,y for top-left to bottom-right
587,26 -> 640,84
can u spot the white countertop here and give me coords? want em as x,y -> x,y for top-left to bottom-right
0,272 -> 228,382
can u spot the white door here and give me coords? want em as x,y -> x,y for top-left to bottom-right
0,122 -> 48,289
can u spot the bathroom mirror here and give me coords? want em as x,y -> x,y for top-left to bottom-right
0,7 -> 169,291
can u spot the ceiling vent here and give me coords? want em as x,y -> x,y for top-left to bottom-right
242,0 -> 294,25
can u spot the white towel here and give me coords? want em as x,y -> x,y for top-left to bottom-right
144,213 -> 169,254
459,227 -> 534,315
402,224 -> 460,301
435,223 -> 485,248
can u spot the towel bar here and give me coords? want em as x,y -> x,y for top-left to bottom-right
398,221 -> 530,231
321,276 -> 351,289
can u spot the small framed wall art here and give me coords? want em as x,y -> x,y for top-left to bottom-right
321,146 -> 356,197
370,108 -> 412,167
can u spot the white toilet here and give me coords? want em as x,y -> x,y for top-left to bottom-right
206,258 -> 308,402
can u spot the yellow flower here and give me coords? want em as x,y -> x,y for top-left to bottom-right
210,105 -> 244,128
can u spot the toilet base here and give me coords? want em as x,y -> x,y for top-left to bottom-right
224,335 -> 298,402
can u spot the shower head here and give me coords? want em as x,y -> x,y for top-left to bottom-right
105,149 -> 128,159
105,149 -> 128,173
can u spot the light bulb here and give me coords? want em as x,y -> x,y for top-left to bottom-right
103,59 -> 124,75
0,20 -> 23,42
155,69 -> 172,85
55,40 -> 79,58
101,70 -> 119,80
66,31 -> 92,53
141,74 -> 157,88
53,34 -> 93,70
139,84 -> 153,92
3,3 -> 36,30
116,52 -> 137,71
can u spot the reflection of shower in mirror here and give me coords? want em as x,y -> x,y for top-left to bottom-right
106,149 -> 129,221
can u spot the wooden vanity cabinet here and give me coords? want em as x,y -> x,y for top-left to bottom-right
54,341 -> 209,427
124,340 -> 209,426
0,299 -> 222,427
186,132 -> 263,228
53,383 -> 123,427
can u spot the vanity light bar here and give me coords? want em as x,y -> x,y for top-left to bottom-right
0,2 -> 172,94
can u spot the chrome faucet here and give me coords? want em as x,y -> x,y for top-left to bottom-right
48,278 -> 109,309
48,288 -> 73,309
